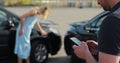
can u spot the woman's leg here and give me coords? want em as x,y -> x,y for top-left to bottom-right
18,57 -> 22,63
26,58 -> 30,63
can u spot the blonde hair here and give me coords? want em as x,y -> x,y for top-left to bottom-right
41,6 -> 50,21
34,6 -> 50,21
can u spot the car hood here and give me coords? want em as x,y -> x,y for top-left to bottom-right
69,20 -> 88,27
68,20 -> 95,35
39,20 -> 56,25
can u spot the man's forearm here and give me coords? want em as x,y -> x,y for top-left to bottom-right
85,51 -> 97,63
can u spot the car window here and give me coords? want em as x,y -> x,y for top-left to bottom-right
96,15 -> 108,28
87,13 -> 108,28
0,10 -> 7,26
11,17 -> 19,26
86,19 -> 98,28
89,20 -> 98,28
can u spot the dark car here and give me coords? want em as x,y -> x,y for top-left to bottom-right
0,7 -> 61,63
64,11 -> 110,63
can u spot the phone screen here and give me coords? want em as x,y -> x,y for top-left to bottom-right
70,37 -> 81,46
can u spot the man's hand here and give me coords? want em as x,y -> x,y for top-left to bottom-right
73,42 -> 90,59
86,40 -> 98,55
73,40 -> 98,60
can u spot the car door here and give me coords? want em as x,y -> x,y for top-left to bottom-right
93,14 -> 108,34
0,10 -> 10,58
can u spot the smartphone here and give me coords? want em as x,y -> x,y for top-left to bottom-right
70,37 -> 81,46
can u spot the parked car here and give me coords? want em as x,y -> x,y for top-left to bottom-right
64,11 -> 110,63
0,7 -> 61,63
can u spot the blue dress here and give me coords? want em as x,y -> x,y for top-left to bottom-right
14,15 -> 39,59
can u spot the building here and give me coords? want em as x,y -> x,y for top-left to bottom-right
0,0 -> 100,8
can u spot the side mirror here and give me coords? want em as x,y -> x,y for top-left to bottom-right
84,23 -> 91,30
3,18 -> 15,30
8,18 -> 15,27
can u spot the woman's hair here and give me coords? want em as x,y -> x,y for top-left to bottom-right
40,6 -> 50,21
35,6 -> 50,21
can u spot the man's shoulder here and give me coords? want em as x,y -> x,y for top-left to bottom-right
110,8 -> 120,19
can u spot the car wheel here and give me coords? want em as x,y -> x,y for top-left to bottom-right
30,39 -> 48,63
64,34 -> 74,56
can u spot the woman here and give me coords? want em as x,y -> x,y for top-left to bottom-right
14,6 -> 50,63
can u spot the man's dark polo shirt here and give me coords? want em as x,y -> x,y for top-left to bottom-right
98,2 -> 120,56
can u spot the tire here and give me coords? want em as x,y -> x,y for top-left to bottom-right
30,39 -> 48,63
64,34 -> 74,56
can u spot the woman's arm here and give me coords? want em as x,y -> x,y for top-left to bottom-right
36,21 -> 46,35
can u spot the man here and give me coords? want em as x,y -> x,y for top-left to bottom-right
73,0 -> 120,63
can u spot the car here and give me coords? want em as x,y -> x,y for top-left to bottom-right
64,11 -> 110,63
0,7 -> 61,63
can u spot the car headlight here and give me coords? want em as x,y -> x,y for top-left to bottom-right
67,27 -> 78,34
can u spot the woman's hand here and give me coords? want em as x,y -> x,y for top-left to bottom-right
19,28 -> 24,36
40,30 -> 47,36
